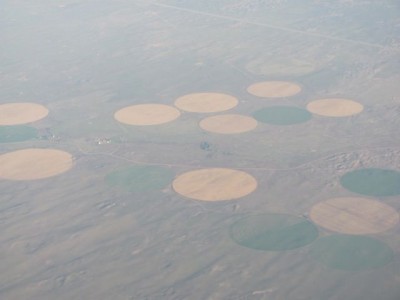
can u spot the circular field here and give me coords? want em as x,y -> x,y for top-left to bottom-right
0,102 -> 49,125
106,165 -> 174,192
0,125 -> 38,143
230,214 -> 319,251
253,106 -> 312,125
114,104 -> 181,126
0,148 -> 73,180
310,235 -> 393,271
340,168 -> 400,197
174,93 -> 238,113
310,197 -> 399,235
172,168 -> 257,201
247,81 -> 301,98
199,114 -> 257,134
307,98 -> 364,117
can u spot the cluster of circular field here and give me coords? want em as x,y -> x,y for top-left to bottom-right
0,102 -> 74,180
114,80 -> 365,133
109,81 -> 397,272
1,82 -> 398,272
106,163 -> 400,271
0,80 -> 366,180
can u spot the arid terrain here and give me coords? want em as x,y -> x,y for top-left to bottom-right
1,1 -> 400,299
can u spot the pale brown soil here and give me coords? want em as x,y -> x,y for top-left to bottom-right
0,149 -> 74,180
306,98 -> 364,117
246,81 -> 301,98
114,104 -> 181,125
0,103 -> 49,125
172,168 -> 257,201
199,114 -> 258,134
174,93 -> 238,113
309,197 -> 399,235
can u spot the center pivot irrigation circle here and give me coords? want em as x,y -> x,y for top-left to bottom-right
247,81 -> 302,98
253,106 -> 312,125
114,104 -> 181,126
0,148 -> 74,180
199,114 -> 258,134
340,168 -> 400,197
309,197 -> 399,235
105,165 -> 174,192
0,125 -> 38,143
306,98 -> 364,117
174,93 -> 238,113
0,102 -> 49,125
172,168 -> 257,201
310,235 -> 394,271
230,214 -> 319,251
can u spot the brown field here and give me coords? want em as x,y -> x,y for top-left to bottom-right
307,98 -> 364,117
114,104 -> 181,125
309,197 -> 399,235
246,81 -> 302,98
172,168 -> 257,201
199,114 -> 258,134
0,102 -> 49,125
0,148 -> 73,180
174,93 -> 238,113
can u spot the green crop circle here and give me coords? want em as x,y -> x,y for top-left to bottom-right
340,168 -> 400,196
105,165 -> 174,192
253,106 -> 312,125
310,235 -> 393,271
230,214 -> 319,251
0,125 -> 38,143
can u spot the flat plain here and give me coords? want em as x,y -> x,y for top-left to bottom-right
1,1 -> 400,299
